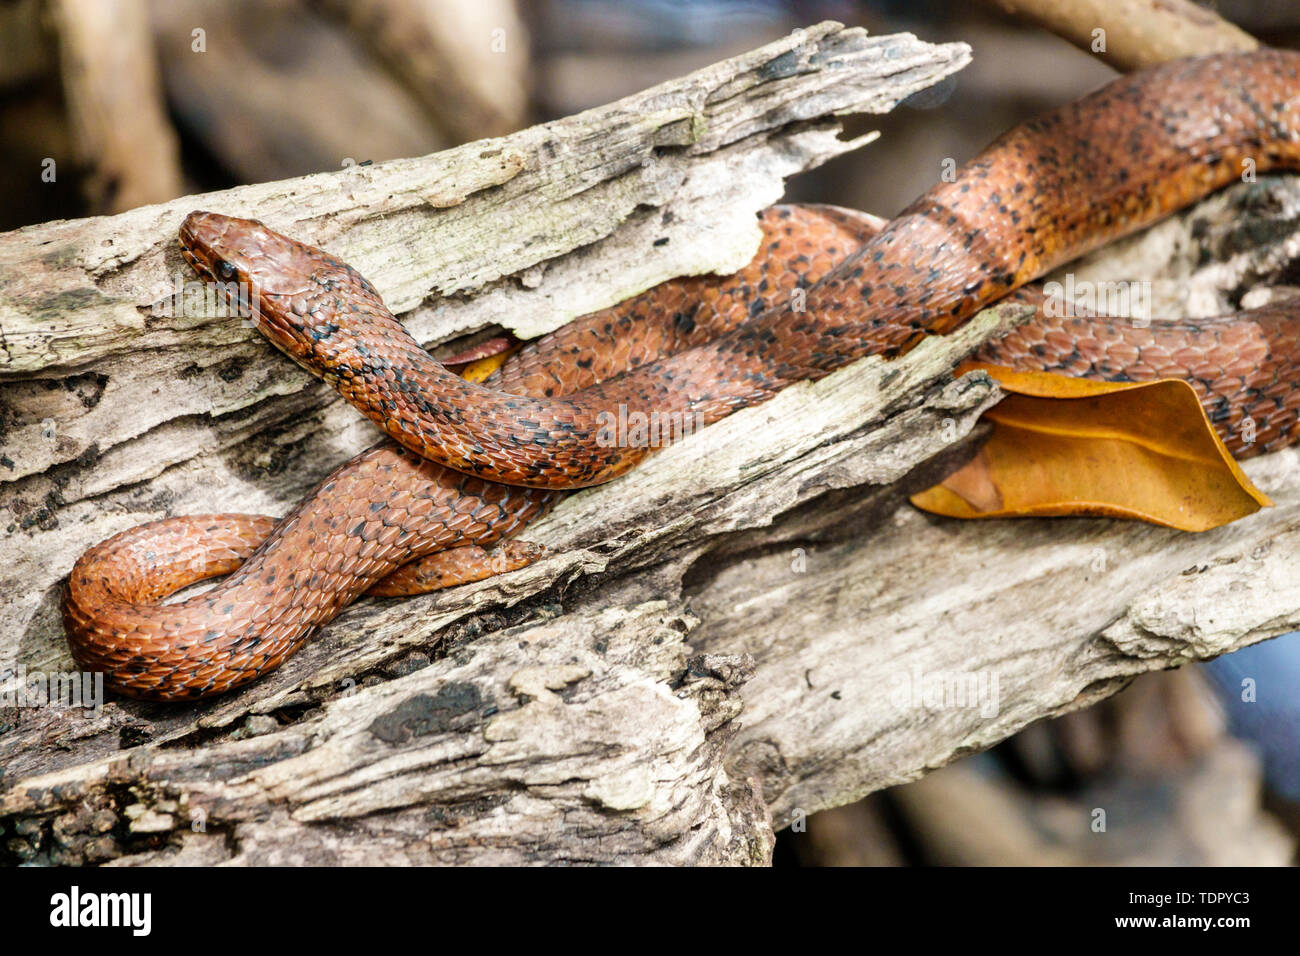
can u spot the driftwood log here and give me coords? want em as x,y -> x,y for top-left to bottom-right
982,0 -> 1258,71
2,22 -> 1299,865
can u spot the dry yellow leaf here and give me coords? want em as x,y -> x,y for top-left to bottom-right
910,364 -> 1271,532
459,347 -> 516,383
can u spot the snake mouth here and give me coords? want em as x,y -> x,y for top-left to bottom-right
180,236 -> 259,324
178,212 -> 219,274
178,240 -> 212,284
179,211 -> 273,330
253,302 -> 308,355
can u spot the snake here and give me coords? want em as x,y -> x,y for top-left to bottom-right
63,50 -> 1300,700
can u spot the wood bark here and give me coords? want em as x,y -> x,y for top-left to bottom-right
52,0 -> 184,213
1,22 -> 1297,866
983,0 -> 1258,70
146,0 -> 452,185
308,0 -> 531,142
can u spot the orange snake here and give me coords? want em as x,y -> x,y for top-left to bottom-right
64,50 -> 1300,699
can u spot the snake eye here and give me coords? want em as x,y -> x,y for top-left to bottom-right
217,260 -> 237,280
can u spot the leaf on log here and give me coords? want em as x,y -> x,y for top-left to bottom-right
910,364 -> 1270,531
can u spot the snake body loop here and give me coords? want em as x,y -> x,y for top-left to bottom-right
65,50 -> 1300,699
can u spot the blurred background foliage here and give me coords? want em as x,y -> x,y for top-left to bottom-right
2,0 -> 1298,864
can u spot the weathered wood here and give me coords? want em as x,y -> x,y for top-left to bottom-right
2,21 -> 1298,866
982,0 -> 1257,71
308,0 -> 531,142
51,0 -> 184,213
1,23 -> 976,865
148,0 -> 450,185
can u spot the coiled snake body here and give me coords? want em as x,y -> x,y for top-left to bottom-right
65,51 -> 1300,699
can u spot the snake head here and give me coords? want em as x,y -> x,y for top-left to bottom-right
179,210 -> 383,362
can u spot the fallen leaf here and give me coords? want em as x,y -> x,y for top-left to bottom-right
910,364 -> 1271,532
459,346 -> 518,383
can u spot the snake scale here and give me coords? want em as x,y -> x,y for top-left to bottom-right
64,50 -> 1300,699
